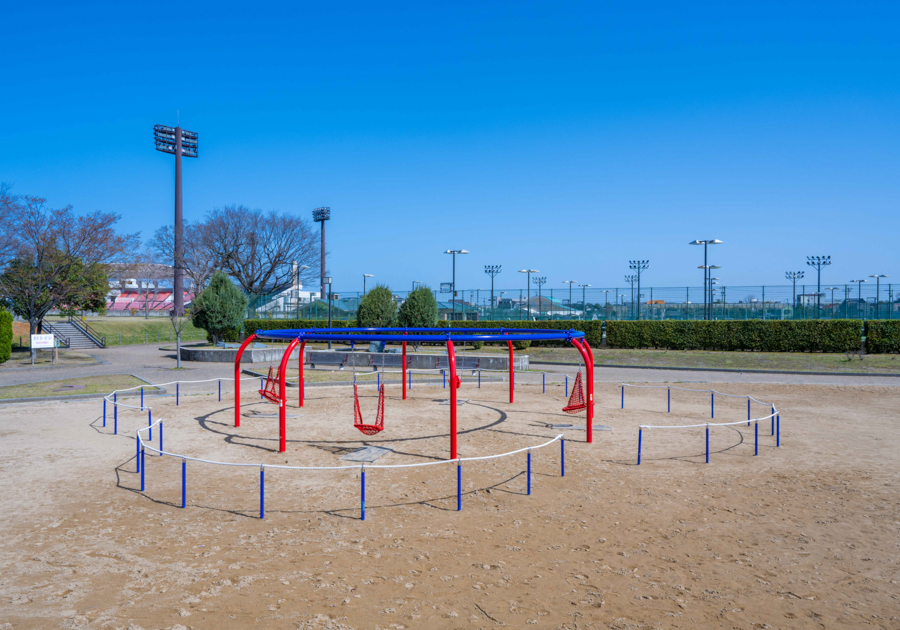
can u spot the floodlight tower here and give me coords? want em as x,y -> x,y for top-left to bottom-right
484,265 -> 502,320
313,207 -> 331,301
581,284 -> 593,321
806,256 -> 832,315
154,124 -> 198,316
785,271 -> 805,316
444,250 -> 469,319
532,276 -> 547,319
563,280 -> 577,318
629,260 -> 649,320
625,274 -> 637,319
518,269 -> 538,320
689,239 -> 722,320
869,274 -> 889,319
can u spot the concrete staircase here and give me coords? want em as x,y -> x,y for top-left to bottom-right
44,321 -> 104,349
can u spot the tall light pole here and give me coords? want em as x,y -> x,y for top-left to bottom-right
625,274 -> 637,319
689,239 -> 723,321
412,280 -> 423,291
581,284 -> 593,321
850,279 -> 866,319
532,276 -> 547,320
708,266 -> 721,319
807,256 -> 832,316
362,273 -> 374,296
598,289 -> 609,320
563,280 -> 577,319
313,207 -> 331,301
322,276 -> 333,348
484,265 -> 502,320
824,287 -> 839,317
518,269 -> 538,320
629,260 -> 649,320
154,124 -> 198,316
785,271 -> 805,317
869,274 -> 889,319
444,250 -> 469,320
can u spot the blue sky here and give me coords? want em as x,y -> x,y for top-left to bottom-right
2,1 -> 898,294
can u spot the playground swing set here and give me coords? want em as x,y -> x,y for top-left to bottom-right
237,328 -> 595,459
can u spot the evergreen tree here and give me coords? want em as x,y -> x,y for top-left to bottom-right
0,308 -> 12,364
192,271 -> 248,344
398,286 -> 438,328
356,284 -> 397,327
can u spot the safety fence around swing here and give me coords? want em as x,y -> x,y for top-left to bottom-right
619,384 -> 782,465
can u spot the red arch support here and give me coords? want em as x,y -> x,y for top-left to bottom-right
278,338 -> 301,452
234,333 -> 258,428
507,339 -> 514,403
570,338 -> 595,443
447,339 -> 459,459
298,340 -> 306,407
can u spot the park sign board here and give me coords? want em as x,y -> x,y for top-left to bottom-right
31,334 -> 55,349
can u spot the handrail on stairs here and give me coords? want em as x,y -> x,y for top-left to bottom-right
67,316 -> 107,348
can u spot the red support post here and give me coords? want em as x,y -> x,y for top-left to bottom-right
278,338 -> 301,453
298,340 -> 306,407
506,339 -> 514,404
402,334 -> 408,401
234,333 -> 258,428
571,338 -> 594,443
447,339 -> 458,459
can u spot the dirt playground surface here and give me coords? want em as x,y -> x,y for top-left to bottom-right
0,378 -> 898,629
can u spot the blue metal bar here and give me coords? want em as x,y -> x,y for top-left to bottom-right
218,379 -> 221,402
260,467 -> 265,519
255,328 -> 587,343
542,373 -> 545,394
565,376 -> 568,397
637,429 -> 642,465
527,451 -> 531,495
748,398 -> 751,426
457,462 -> 462,511
141,387 -> 144,409
136,435 -> 140,473
159,420 -> 163,456
103,398 -> 106,427
148,409 -> 152,441
667,388 -> 671,413
478,370 -> 481,388
561,438 -> 565,476
140,449 -> 145,491
442,369 -> 446,389
260,379 -> 263,400
755,421 -> 759,456
377,372 -> 380,389
776,414 -> 780,447
705,426 -> 710,464
181,460 -> 186,508
361,468 -> 366,521
771,406 -> 775,435
177,383 -> 180,406
114,392 -> 117,434
711,392 -> 714,419
621,386 -> 624,409
408,370 -> 411,390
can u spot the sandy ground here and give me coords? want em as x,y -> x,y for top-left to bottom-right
0,376 -> 898,630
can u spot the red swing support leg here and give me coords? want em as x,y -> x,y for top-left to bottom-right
298,340 -> 306,408
571,338 -> 594,443
278,338 -> 301,453
507,339 -> 514,404
447,339 -> 458,459
234,334 -> 258,428
402,334 -> 407,400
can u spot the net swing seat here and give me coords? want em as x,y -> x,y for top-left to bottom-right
562,371 -> 587,414
259,367 -> 282,404
354,383 -> 386,435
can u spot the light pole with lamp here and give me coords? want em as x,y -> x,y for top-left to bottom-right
629,260 -> 649,320
532,276 -> 547,320
295,264 -> 310,318
707,266 -> 721,320
444,250 -> 469,321
689,239 -> 723,320
785,271 -> 805,318
363,273 -> 374,296
850,279 -> 867,319
518,269 -> 538,320
563,280 -> 577,319
824,287 -> 839,318
625,275 -> 637,319
580,284 -> 592,320
807,256 -> 832,316
598,289 -> 608,320
322,276 -> 333,349
485,265 -> 502,320
869,275 -> 888,319
709,279 -> 720,319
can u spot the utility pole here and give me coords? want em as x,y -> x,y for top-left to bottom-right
806,256 -> 832,316
518,269 -> 538,320
629,261 -> 649,320
313,207 -> 331,302
484,265 -> 501,320
625,275 -> 637,320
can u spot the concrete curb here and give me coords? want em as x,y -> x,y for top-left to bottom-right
0,374 -> 167,405
530,360 -> 900,378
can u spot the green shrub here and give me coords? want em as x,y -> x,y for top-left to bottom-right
865,320 -> 900,354
192,271 -> 248,345
356,285 -> 397,328
435,319 -> 603,348
245,319 -> 355,335
398,286 -> 438,328
0,309 -> 12,364
605,319 -> 861,352
471,341 -> 484,350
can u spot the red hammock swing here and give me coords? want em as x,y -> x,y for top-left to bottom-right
259,367 -> 281,404
354,383 -> 385,435
562,371 -> 587,414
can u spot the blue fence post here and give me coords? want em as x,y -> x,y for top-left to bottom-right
776,414 -> 780,447
542,373 -> 545,394
478,370 -> 481,389
259,466 -> 265,519
667,388 -> 671,413
181,459 -> 186,508
711,392 -> 715,419
621,386 -> 624,409
705,425 -> 710,464
103,398 -> 106,428
408,370 -> 412,390
527,450 -> 532,495
637,429 -> 642,465
140,448 -> 145,491
442,369 -> 446,389
136,433 -> 141,472
113,392 -> 117,434
457,460 -> 462,511
218,379 -> 221,402
159,420 -> 163,456
771,405 -> 775,436
755,421 -> 759,456
177,383 -> 180,406
148,409 -> 152,441
747,398 -> 751,426
141,387 -> 144,409
260,378 -> 263,400
560,438 -> 565,477
360,466 -> 366,521
377,372 -> 380,389
565,376 -> 568,397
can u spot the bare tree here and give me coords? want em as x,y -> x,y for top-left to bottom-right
0,194 -> 139,334
150,222 -> 218,292
202,205 -> 319,294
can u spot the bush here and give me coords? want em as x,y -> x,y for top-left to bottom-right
192,271 -> 248,345
471,341 -> 484,350
865,320 -> 900,354
435,319 -> 603,348
0,309 -> 12,364
356,285 -> 397,328
398,286 -> 438,328
245,319 -> 356,336
605,319 -> 862,352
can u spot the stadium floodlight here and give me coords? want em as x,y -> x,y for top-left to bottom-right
806,256 -> 832,314
444,250 -> 469,320
563,280 -> 577,313
785,271 -> 805,316
690,239 -> 722,320
532,276 -> 548,319
484,265 -> 502,319
628,260 -> 650,321
868,274 -> 889,319
154,124 -> 199,316
850,279 -> 867,318
581,284 -> 594,321
518,269 -> 539,320
312,208 -> 332,300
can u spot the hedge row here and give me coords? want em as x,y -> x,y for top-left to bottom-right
605,319 -> 862,352
0,309 -> 12,364
864,320 -> 900,354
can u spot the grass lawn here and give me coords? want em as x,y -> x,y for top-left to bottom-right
0,349 -> 100,369
0,375 -> 160,400
42,316 -> 207,347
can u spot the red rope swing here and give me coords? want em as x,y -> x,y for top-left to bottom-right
259,367 -> 281,404
354,383 -> 386,435
562,371 -> 587,414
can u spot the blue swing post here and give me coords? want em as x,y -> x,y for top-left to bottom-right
136,432 -> 141,473
542,373 -> 545,394
565,376 -> 568,397
148,409 -> 152,441
771,405 -> 775,436
621,386 -> 624,409
159,420 -> 163,456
